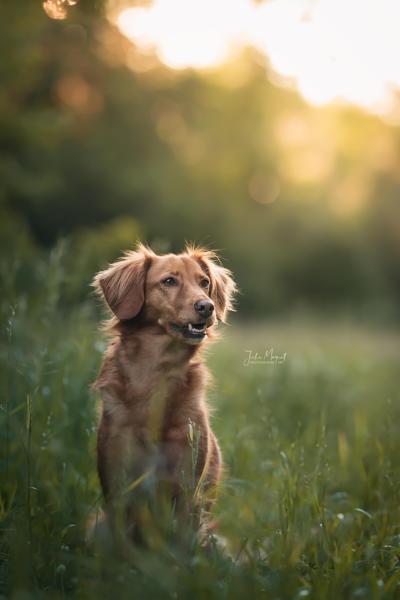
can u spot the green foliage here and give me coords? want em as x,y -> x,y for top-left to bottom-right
1,4 -> 399,319
1,247 -> 400,598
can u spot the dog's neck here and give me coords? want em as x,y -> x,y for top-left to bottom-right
113,323 -> 201,397
123,323 -> 199,364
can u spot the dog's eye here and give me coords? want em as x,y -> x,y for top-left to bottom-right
162,276 -> 178,286
200,278 -> 210,289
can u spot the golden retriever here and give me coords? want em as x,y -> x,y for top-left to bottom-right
92,243 -> 236,547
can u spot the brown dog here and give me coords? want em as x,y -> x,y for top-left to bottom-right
92,244 -> 236,546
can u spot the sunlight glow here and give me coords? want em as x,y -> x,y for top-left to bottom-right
116,0 -> 400,115
117,0 -> 250,69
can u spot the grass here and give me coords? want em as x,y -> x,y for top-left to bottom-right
1,248 -> 400,599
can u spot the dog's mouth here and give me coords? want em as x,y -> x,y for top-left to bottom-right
170,321 -> 208,341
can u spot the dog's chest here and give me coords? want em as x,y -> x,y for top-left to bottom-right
102,375 -> 196,484
105,364 -> 190,437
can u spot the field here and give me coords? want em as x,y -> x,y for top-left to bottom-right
1,254 -> 400,599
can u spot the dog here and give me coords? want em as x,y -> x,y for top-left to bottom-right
92,243 -> 236,548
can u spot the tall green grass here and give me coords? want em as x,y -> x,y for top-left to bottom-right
1,247 -> 400,599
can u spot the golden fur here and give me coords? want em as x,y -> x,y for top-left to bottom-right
92,243 -> 236,545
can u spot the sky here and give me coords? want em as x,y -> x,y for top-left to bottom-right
115,0 -> 400,118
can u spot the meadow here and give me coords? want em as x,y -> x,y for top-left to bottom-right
1,249 -> 400,599
3,2 -> 400,598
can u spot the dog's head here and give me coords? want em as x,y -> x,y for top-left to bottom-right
93,244 -> 236,344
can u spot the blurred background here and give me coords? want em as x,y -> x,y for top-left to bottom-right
2,0 -> 400,320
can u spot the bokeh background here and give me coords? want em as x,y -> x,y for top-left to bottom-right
1,1 -> 400,598
3,0 -> 400,319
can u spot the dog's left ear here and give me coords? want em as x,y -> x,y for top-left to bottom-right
92,245 -> 152,320
208,261 -> 237,322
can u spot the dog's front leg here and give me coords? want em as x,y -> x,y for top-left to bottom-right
160,416 -> 211,530
97,407 -> 150,546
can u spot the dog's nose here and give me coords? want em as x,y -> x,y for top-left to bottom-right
194,299 -> 214,317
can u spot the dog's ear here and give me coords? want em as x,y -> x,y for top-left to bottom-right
93,245 -> 152,320
208,261 -> 237,322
